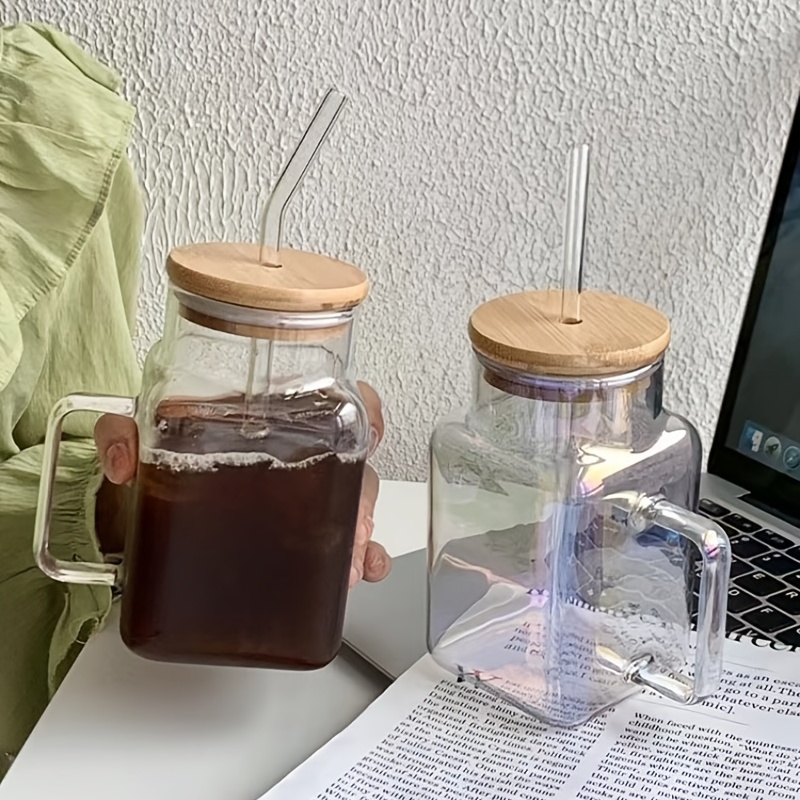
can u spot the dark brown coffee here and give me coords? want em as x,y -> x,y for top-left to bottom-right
120,392 -> 366,669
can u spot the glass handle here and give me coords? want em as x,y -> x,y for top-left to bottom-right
605,491 -> 731,703
34,393 -> 137,586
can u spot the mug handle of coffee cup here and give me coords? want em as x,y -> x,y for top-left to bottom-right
34,393 -> 137,586
601,491 -> 731,704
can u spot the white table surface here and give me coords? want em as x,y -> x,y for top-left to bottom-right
0,480 -> 428,800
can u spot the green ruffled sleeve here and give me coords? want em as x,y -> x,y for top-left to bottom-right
0,442 -> 108,761
0,23 -> 142,771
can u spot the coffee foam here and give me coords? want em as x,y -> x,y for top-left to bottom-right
140,446 -> 364,473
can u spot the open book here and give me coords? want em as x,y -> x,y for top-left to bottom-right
261,636 -> 800,800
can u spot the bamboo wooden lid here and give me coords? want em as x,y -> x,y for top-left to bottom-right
469,290 -> 671,377
166,242 -> 369,313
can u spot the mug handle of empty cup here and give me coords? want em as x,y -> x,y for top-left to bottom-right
34,393 -> 137,586
602,491 -> 731,704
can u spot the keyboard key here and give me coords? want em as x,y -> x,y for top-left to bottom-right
755,529 -> 796,550
723,513 -> 761,533
730,560 -> 755,579
749,551 -> 800,576
735,571 -> 784,597
699,498 -> 730,518
726,616 -> 745,634
784,572 -> 800,590
726,587 -> 760,614
776,627 -> 800,647
730,536 -> 769,560
733,627 -> 761,641
720,523 -> 742,540
769,589 -> 800,616
786,545 -> 800,561
741,605 -> 794,633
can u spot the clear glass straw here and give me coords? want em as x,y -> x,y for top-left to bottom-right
245,88 -> 347,435
561,144 -> 590,324
259,87 -> 348,266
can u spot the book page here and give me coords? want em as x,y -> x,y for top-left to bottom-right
260,640 -> 800,800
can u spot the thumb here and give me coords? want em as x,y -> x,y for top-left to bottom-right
94,415 -> 139,485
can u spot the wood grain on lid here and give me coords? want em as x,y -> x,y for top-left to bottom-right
166,242 -> 369,312
469,290 -> 671,377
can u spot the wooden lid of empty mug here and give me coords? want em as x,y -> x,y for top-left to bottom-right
166,243 -> 369,313
468,290 -> 671,378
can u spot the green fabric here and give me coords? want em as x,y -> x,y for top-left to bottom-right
0,24 -> 142,774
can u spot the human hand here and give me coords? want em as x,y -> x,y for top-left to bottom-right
93,381 -> 391,587
349,382 -> 391,587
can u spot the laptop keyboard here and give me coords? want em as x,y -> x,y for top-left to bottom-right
692,498 -> 800,645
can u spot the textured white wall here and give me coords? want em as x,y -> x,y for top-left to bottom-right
4,1 -> 800,479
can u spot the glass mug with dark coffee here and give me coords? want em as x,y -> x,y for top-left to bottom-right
34,90 -> 372,669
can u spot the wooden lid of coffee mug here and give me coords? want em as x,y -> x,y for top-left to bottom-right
468,290 -> 671,377
166,243 -> 369,313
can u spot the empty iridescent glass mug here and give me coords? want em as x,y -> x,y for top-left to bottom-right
428,287 -> 730,726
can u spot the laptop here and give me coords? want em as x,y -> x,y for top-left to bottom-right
344,98 -> 800,680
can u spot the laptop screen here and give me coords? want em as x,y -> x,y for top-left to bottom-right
710,98 -> 800,515
725,149 -> 800,477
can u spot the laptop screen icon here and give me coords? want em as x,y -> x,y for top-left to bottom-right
740,423 -> 764,453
